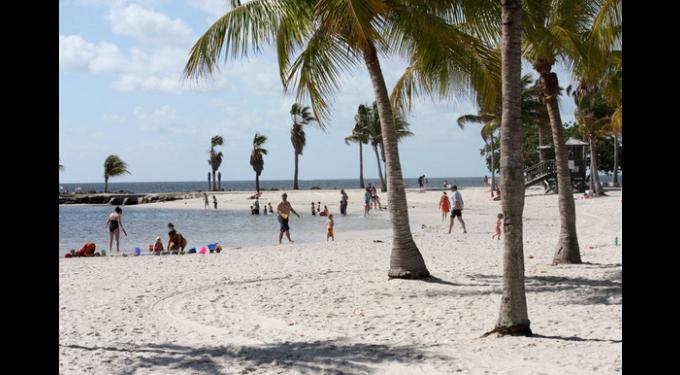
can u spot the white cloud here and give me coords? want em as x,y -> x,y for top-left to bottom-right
186,0 -> 229,18
133,105 -> 197,135
107,3 -> 193,46
59,35 -> 126,73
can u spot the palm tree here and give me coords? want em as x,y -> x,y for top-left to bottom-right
104,155 -> 130,193
458,113 -> 498,191
567,85 -> 613,196
345,110 -> 371,189
59,160 -> 64,172
183,0 -> 499,279
209,135 -> 224,191
250,132 -> 268,191
289,103 -> 318,190
488,0 -> 531,337
521,0 -> 602,265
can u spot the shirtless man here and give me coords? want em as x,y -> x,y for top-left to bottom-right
276,193 -> 300,244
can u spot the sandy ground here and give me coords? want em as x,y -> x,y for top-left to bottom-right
59,187 -> 622,374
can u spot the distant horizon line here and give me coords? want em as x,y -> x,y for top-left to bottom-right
59,176 -> 488,184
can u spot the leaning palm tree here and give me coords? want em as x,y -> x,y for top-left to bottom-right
487,0 -> 531,337
521,0 -> 602,265
289,103 -> 318,190
345,111 -> 371,189
250,132 -> 268,191
183,0 -> 498,278
104,155 -> 130,193
208,135 -> 224,191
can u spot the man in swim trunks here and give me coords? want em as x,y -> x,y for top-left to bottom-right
448,185 -> 467,234
276,193 -> 300,244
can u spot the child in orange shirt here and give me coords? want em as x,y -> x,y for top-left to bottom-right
439,192 -> 450,221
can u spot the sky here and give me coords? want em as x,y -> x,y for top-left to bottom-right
59,0 -> 577,183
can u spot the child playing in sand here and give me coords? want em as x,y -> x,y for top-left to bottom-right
326,214 -> 334,241
320,205 -> 329,217
167,223 -> 187,254
150,236 -> 164,255
311,202 -> 317,216
492,213 -> 503,240
439,192 -> 450,221
268,203 -> 274,213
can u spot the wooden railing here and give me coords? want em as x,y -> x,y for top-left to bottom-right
524,160 -> 556,184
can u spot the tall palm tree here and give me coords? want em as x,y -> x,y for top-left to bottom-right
209,135 -> 224,191
250,132 -> 268,191
489,0 -> 531,337
521,0 -> 601,265
104,155 -> 130,193
289,103 -> 318,190
184,0 -> 498,278
345,110 -> 371,189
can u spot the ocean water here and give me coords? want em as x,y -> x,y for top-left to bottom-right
59,177 -> 487,194
59,204 -> 391,256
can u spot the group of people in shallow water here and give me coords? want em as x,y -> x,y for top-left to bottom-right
363,184 -> 384,216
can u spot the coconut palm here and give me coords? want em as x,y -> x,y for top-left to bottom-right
103,155 -> 130,193
567,85 -> 613,195
250,132 -> 268,191
184,0 -> 501,278
521,0 -> 603,265
289,103 -> 318,190
345,110 -> 371,189
488,0 -> 531,337
208,135 -> 224,191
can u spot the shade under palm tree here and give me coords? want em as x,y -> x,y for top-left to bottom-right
104,155 -> 130,193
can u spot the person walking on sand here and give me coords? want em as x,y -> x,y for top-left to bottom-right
213,195 -> 218,209
438,191 -> 450,221
492,213 -> 503,240
448,185 -> 467,234
277,193 -> 300,244
106,206 -> 127,253
203,192 -> 209,208
326,214 -> 335,241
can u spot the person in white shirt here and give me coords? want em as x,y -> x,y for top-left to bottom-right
448,185 -> 467,234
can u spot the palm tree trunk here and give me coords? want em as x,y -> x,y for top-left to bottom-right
489,0 -> 531,336
208,173 -> 211,191
534,61 -> 581,265
363,42 -> 429,279
373,144 -> 386,192
379,142 -> 387,192
293,153 -> 300,190
538,126 -> 545,162
256,172 -> 260,192
588,136 -> 604,195
611,136 -> 619,186
359,143 -> 365,188
104,176 -> 109,193
212,170 -> 217,191
490,137 -> 496,196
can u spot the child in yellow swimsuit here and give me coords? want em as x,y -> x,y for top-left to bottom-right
326,214 -> 334,241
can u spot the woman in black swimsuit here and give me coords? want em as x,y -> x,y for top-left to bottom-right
106,206 -> 127,253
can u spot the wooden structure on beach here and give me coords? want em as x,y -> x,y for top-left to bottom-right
524,137 -> 588,193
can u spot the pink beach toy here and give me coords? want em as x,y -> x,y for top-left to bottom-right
199,246 -> 207,254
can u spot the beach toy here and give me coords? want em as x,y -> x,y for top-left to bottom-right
199,246 -> 207,254
133,247 -> 141,256
208,243 -> 217,253
216,245 -> 222,253
101,249 -> 107,257
188,248 -> 196,254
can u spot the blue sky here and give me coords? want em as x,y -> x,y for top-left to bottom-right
59,0 -> 577,183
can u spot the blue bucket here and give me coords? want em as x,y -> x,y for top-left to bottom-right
207,243 -> 217,251
188,248 -> 196,254
133,247 -> 141,256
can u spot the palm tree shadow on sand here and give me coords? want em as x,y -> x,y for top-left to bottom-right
62,340 -> 447,375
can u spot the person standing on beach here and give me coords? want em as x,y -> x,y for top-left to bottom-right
213,195 -> 218,209
106,206 -> 127,253
203,192 -> 209,208
438,192 -> 450,221
448,185 -> 467,234
311,202 -> 317,216
483,176 -> 489,186
364,188 -> 372,216
326,214 -> 335,241
277,193 -> 300,244
268,203 -> 274,213
340,189 -> 348,215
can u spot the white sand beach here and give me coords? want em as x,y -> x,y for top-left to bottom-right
59,187 -> 622,374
